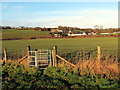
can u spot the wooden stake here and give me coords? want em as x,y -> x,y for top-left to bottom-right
97,45 -> 101,62
53,46 -> 57,67
27,46 -> 30,56
97,45 -> 101,73
3,48 -> 7,62
26,46 -> 31,66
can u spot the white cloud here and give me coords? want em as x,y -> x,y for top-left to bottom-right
2,9 -> 118,28
34,9 -> 118,28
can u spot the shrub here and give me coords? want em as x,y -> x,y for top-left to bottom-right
2,62 -> 120,89
2,63 -> 67,89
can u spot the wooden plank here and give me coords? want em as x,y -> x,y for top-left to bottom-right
18,55 -> 28,63
56,55 -> 75,67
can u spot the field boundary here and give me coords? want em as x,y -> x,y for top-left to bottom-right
1,35 -> 120,41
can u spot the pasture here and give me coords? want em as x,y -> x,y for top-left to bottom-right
2,29 -> 50,39
2,37 -> 118,61
2,37 -> 118,50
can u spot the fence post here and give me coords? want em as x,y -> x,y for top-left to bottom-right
35,49 -> 38,67
53,46 -> 57,67
27,46 -> 30,56
4,48 -> 7,62
97,45 -> 101,62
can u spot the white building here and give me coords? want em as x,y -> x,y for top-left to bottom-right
57,29 -> 63,32
101,33 -> 109,35
54,34 -> 61,37
113,31 -> 120,34
91,32 -> 96,35
68,32 -> 86,36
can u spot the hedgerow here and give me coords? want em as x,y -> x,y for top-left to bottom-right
2,62 -> 120,89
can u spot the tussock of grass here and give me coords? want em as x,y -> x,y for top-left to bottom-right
58,60 -> 119,79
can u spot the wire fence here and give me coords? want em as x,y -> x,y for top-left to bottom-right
100,49 -> 118,62
57,49 -> 97,64
2,47 -> 118,63
57,49 -> 118,64
2,48 -> 27,60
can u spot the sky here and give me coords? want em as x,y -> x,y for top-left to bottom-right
1,0 -> 119,2
1,2 -> 118,28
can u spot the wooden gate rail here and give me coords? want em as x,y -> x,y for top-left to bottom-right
18,55 -> 28,63
56,54 -> 75,67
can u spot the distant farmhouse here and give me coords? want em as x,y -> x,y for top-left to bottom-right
68,32 -> 86,36
87,32 -> 96,35
50,27 -> 98,37
68,31 -> 96,36
17,26 -> 24,29
50,28 -> 63,37
1,25 -> 119,37
101,33 -> 109,35
113,31 -> 120,34
51,28 -> 58,32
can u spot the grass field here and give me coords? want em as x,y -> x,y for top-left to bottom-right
2,37 -> 118,61
2,37 -> 118,51
2,29 -> 50,39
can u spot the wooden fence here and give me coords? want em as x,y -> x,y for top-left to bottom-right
2,45 -> 103,69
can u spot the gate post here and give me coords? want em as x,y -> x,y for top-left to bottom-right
27,46 -> 31,56
35,49 -> 38,67
97,45 -> 101,62
53,46 -> 57,67
27,46 -> 30,67
97,45 -> 101,72
3,48 -> 7,62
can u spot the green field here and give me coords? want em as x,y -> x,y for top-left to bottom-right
2,37 -> 118,51
2,29 -> 50,39
2,37 -> 118,61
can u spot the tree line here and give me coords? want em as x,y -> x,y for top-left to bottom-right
1,25 -> 120,33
